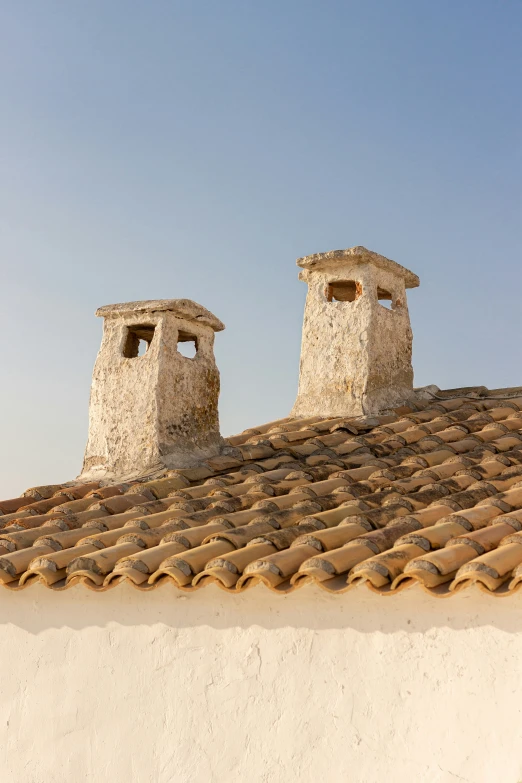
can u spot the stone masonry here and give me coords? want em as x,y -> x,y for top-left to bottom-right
81,299 -> 225,480
291,246 -> 420,418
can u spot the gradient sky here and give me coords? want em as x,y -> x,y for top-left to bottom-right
1,0 -> 521,497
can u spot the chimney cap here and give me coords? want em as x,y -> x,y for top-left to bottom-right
95,299 -> 225,331
296,246 -> 420,289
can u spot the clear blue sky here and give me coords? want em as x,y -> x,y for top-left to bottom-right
1,0 -> 521,496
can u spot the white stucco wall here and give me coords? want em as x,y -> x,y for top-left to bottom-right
1,586 -> 521,783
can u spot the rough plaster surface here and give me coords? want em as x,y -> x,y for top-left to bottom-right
292,247 -> 419,418
2,586 -> 522,783
81,300 -> 226,480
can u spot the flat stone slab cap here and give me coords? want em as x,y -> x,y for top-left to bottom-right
95,299 -> 225,331
296,246 -> 420,288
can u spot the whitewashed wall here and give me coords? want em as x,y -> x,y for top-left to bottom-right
0,585 -> 521,783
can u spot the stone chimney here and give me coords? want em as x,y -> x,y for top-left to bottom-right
291,246 -> 419,418
81,299 -> 225,480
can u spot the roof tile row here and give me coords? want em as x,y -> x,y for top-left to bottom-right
3,387 -> 522,596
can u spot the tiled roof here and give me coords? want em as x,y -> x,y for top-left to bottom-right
3,386 -> 522,597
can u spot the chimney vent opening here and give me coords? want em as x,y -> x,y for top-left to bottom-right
123,324 -> 156,358
177,330 -> 198,359
377,287 -> 394,310
326,280 -> 362,303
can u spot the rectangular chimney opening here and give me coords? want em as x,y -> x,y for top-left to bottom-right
377,287 -> 393,310
326,280 -> 361,302
123,324 -> 155,358
177,330 -> 198,359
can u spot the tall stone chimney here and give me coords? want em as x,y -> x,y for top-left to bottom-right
81,299 -> 225,480
291,246 -> 420,418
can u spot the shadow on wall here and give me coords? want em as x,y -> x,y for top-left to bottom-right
1,583 -> 522,635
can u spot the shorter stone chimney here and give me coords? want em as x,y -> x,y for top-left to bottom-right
81,299 -> 225,480
291,246 -> 419,418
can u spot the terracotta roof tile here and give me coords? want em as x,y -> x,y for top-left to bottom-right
5,387 -> 522,596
